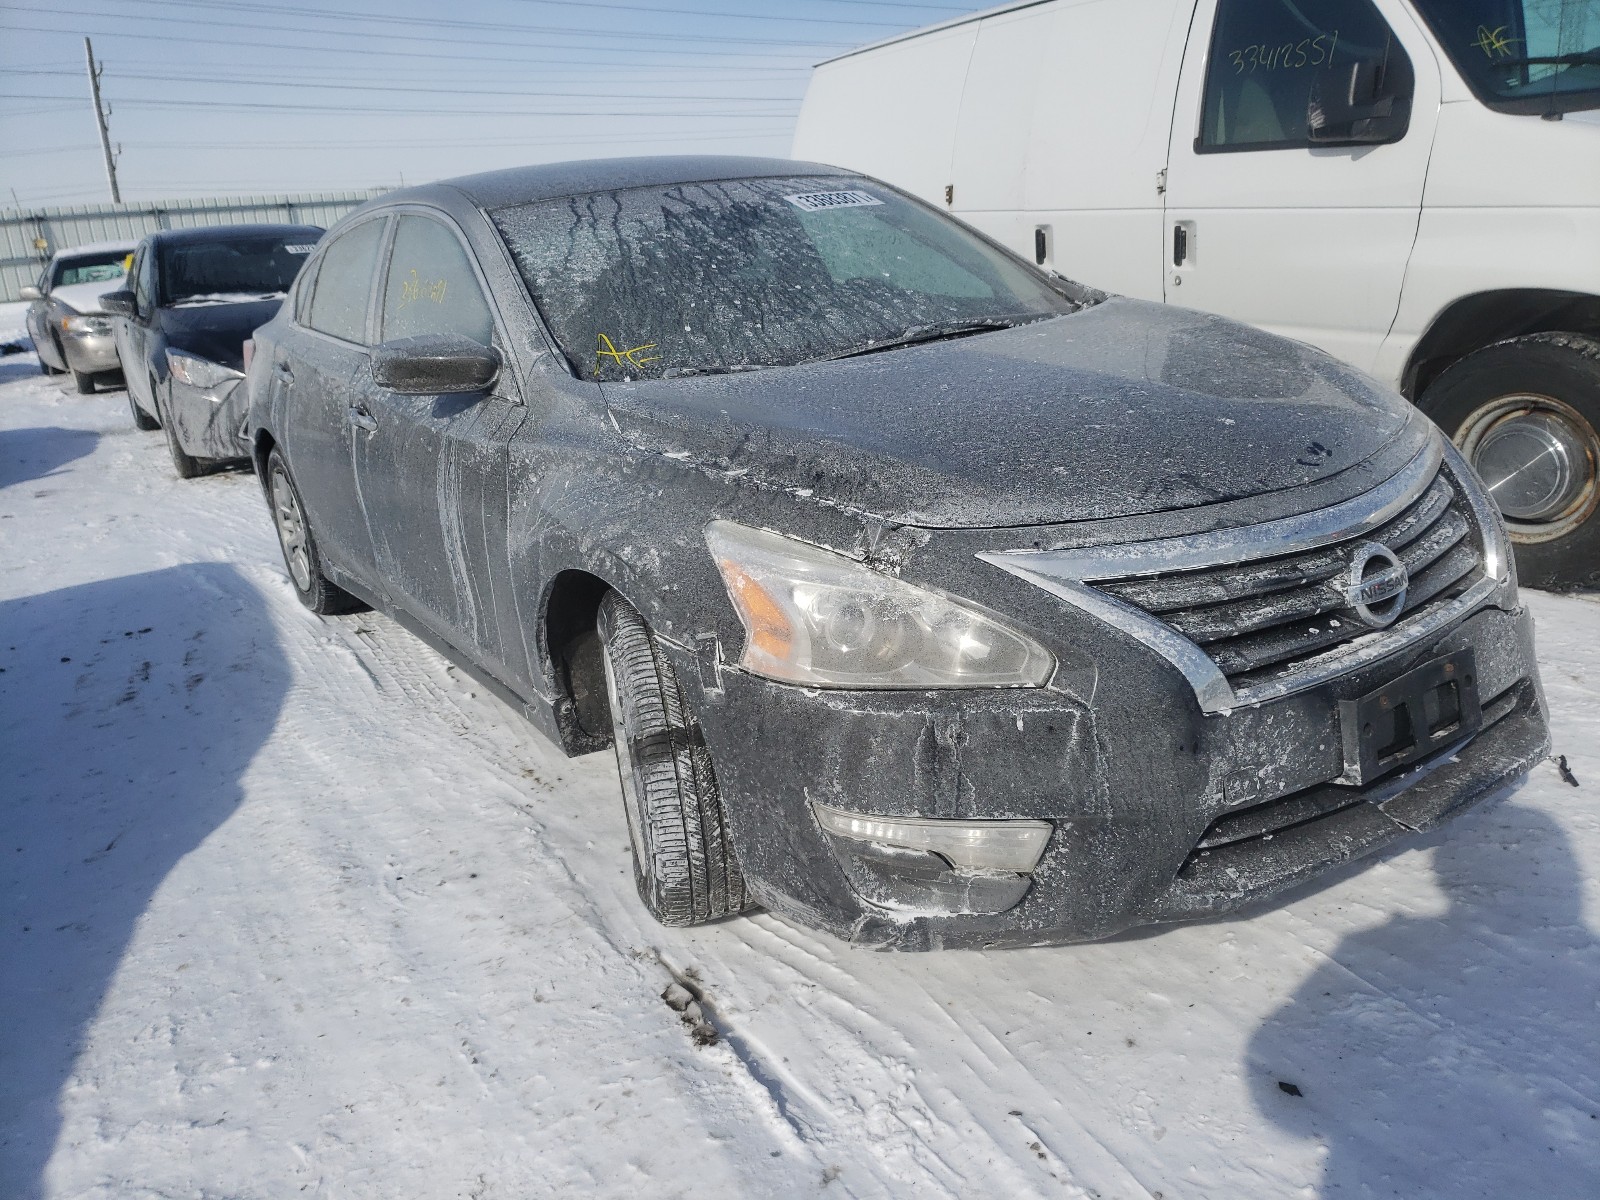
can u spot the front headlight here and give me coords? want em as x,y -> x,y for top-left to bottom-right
705,521 -> 1055,689
167,349 -> 243,390
61,313 -> 112,336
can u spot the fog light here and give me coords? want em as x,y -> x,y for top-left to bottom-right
811,801 -> 1052,874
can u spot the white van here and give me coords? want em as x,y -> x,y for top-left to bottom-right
793,0 -> 1600,590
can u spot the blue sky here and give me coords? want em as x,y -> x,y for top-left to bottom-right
0,0 -> 988,207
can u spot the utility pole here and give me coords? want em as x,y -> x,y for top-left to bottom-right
83,37 -> 121,204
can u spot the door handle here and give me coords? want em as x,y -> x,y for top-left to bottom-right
273,361 -> 294,382
1173,221 -> 1196,268
348,405 -> 377,433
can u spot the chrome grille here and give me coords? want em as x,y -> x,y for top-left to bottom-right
1094,463 -> 1485,692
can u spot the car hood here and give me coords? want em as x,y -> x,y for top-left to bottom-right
599,297 -> 1418,529
48,279 -> 125,315
156,298 -> 283,371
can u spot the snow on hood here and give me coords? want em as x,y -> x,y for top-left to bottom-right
600,297 -> 1419,529
47,278 -> 127,315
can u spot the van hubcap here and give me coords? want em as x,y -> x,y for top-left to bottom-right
269,466 -> 313,592
1458,395 -> 1600,542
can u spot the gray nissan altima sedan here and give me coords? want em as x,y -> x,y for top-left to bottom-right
245,157 -> 1550,950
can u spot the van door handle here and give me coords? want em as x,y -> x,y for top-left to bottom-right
348,405 -> 378,433
1173,223 -> 1189,267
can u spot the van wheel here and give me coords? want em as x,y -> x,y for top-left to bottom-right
597,591 -> 746,927
1421,332 -> 1600,591
265,447 -> 367,615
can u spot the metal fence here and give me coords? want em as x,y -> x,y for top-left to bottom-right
0,190 -> 386,302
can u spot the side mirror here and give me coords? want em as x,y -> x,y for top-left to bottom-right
18,285 -> 42,301
371,334 -> 501,395
1308,56 -> 1410,146
100,289 -> 137,317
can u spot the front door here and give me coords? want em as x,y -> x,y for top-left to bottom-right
352,211 -> 526,680
280,215 -> 390,587
1161,0 -> 1441,373
116,244 -> 159,410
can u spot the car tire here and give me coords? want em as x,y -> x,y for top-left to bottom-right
597,591 -> 747,927
264,447 -> 367,615
1420,332 -> 1600,592
38,359 -> 60,376
128,391 -> 160,432
157,386 -> 207,479
72,368 -> 97,394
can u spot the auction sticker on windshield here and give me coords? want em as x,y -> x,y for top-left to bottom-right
785,190 -> 883,212
284,244 -> 317,254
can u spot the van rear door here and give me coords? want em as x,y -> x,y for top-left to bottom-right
1161,0 -> 1440,373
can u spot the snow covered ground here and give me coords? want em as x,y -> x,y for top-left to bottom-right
1,354 -> 1596,1200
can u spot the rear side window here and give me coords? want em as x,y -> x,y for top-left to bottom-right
1199,0 -> 1411,150
379,215 -> 495,347
305,218 -> 386,343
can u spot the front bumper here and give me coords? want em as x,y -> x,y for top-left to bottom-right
683,602 -> 1548,950
167,376 -> 251,461
60,329 -> 121,375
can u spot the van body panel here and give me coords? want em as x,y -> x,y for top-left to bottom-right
793,26 -> 980,209
1160,0 -> 1443,373
949,0 -> 1197,299
1376,104 -> 1600,384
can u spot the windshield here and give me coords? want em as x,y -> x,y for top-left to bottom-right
1411,0 -> 1600,114
158,234 -> 319,306
490,176 -> 1079,382
51,251 -> 127,289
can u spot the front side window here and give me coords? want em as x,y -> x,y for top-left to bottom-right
159,233 -> 319,308
1199,0 -> 1412,150
304,219 -> 386,343
490,175 -> 1076,382
133,247 -> 155,314
51,251 -> 127,289
379,215 -> 495,347
1411,0 -> 1600,114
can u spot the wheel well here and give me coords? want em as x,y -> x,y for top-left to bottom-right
543,569 -> 613,753
1404,289 -> 1600,401
252,429 -> 277,485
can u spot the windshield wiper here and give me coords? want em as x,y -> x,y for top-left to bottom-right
660,363 -> 769,378
814,317 -> 1029,363
1493,48 -> 1600,69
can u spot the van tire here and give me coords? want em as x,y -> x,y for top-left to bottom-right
597,591 -> 746,927
1420,332 -> 1600,592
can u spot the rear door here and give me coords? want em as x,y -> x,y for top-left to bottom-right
277,214 -> 390,587
352,210 -> 527,680
1161,0 -> 1440,372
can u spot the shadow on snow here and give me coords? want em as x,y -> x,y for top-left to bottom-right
1247,796 -> 1599,1197
0,563 -> 289,1199
0,427 -> 101,491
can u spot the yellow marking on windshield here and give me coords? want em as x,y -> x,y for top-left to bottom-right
1472,25 -> 1523,59
597,332 -> 660,373
398,267 -> 448,309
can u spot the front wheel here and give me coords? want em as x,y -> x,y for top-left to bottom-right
264,447 -> 366,615
72,368 -> 97,395
597,591 -> 747,927
128,391 -> 160,432
1421,333 -> 1600,591
158,386 -> 206,479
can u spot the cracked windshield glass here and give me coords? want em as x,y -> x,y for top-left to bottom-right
490,176 -> 1078,381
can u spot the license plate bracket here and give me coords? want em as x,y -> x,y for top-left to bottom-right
1338,649 -> 1482,786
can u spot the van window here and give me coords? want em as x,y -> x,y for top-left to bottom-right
379,215 -> 495,347
305,218 -> 386,344
1199,0 -> 1411,150
1410,0 -> 1600,116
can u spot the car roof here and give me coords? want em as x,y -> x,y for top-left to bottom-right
147,223 -> 324,246
54,240 -> 138,259
383,155 -> 853,213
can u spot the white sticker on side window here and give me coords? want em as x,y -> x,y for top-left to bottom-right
784,190 -> 883,213
284,244 -> 316,254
